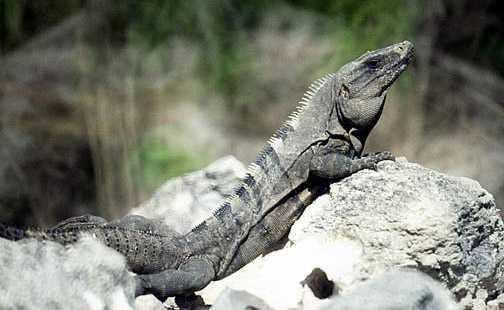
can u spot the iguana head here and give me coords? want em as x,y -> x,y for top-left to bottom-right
328,41 -> 414,153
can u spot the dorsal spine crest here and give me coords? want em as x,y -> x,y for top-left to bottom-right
191,72 -> 336,235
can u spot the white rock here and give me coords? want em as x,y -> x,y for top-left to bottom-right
316,270 -> 458,310
201,159 -> 504,308
0,237 -> 135,310
201,234 -> 363,309
211,288 -> 274,310
5,157 -> 499,309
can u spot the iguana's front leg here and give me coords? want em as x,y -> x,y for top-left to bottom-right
134,257 -> 215,301
310,151 -> 394,179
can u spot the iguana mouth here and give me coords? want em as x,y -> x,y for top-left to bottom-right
392,45 -> 414,72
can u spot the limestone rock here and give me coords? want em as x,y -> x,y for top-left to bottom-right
290,158 -> 504,307
210,288 -> 274,310
316,270 -> 457,310
0,237 -> 135,310
134,295 -> 166,310
200,234 -> 363,309
200,158 -> 504,308
4,156 -> 499,309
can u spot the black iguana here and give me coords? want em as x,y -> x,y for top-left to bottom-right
0,41 -> 414,301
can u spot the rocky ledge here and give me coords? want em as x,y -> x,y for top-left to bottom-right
1,156 -> 503,310
200,158 -> 504,310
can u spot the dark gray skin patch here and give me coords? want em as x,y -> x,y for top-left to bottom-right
272,123 -> 293,140
243,174 -> 263,209
255,145 -> 275,170
243,173 -> 256,188
190,220 -> 209,234
213,202 -> 232,222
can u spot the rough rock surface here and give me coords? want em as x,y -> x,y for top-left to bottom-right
0,236 -> 135,310
291,158 -> 504,308
134,295 -> 166,310
317,270 -> 458,310
2,156 -> 503,309
199,158 -> 504,309
210,288 -> 275,310
131,155 -> 245,234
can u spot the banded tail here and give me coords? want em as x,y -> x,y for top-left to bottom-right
0,222 -> 90,245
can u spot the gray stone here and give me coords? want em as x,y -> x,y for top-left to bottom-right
201,158 -> 504,309
316,270 -> 457,310
3,156 -> 501,309
134,295 -> 166,310
0,237 -> 135,310
200,232 -> 364,309
290,158 -> 504,307
211,288 -> 274,310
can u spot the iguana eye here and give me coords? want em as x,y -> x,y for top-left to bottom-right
366,59 -> 380,70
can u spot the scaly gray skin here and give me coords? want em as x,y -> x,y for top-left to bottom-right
0,41 -> 414,301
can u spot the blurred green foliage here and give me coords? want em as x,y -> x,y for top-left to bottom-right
2,0 -> 502,188
136,136 -> 208,191
290,0 -> 418,53
126,0 -> 271,107
7,0 -> 504,100
1,0 -> 418,100
3,0 -> 503,90
287,0 -> 418,91
124,0 -> 419,108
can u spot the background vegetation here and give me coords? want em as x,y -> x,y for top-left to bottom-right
1,0 -> 503,226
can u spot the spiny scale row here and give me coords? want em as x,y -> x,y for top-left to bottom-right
192,72 -> 336,233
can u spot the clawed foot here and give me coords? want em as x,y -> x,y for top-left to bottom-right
353,151 -> 395,172
362,151 -> 394,161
